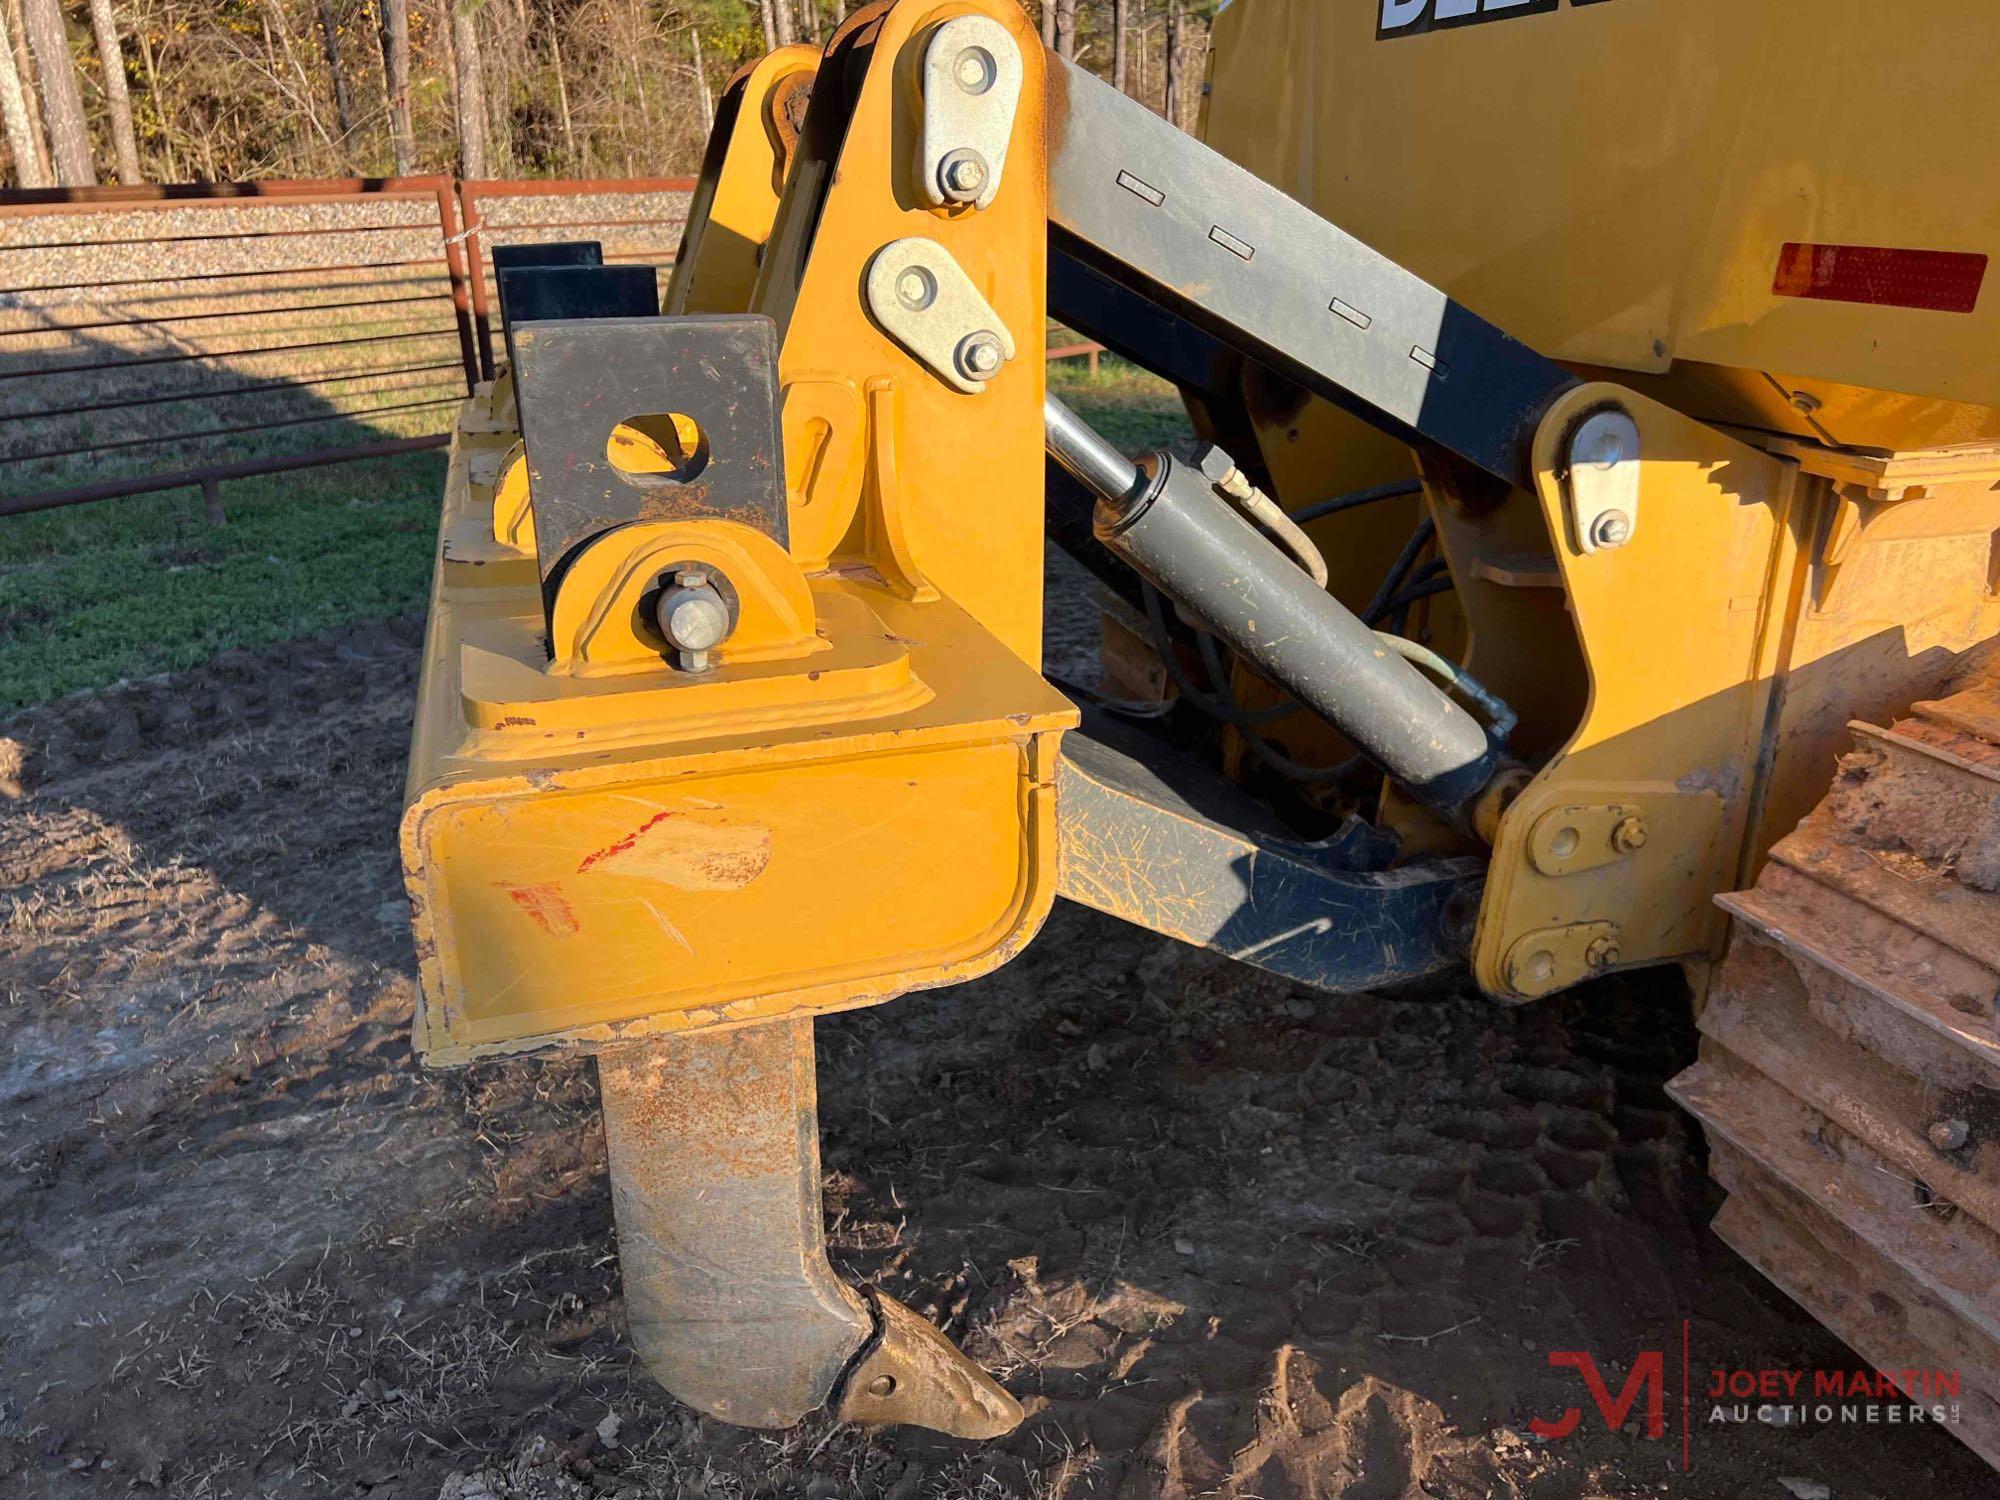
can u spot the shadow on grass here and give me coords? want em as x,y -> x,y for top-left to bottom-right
0,306 -> 457,712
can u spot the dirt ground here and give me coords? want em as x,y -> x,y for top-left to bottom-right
3,609 -> 1997,1500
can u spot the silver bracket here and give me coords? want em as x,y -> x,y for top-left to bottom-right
1563,406 -> 1641,554
916,15 -> 1022,211
865,237 -> 1016,395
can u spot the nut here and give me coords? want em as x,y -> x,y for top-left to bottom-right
1585,936 -> 1621,969
654,570 -> 732,673
937,147 -> 991,205
1929,1117 -> 1970,1153
955,330 -> 1006,382
1590,510 -> 1633,548
1612,816 -> 1648,854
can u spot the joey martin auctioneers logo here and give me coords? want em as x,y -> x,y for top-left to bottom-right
1377,0 -> 1622,41
1526,1325 -> 1965,1471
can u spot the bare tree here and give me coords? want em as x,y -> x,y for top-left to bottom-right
1053,0 -> 1076,60
1163,0 -> 1183,126
798,0 -> 818,45
4,0 -> 51,181
377,0 -> 413,173
687,24 -> 710,134
85,0 -> 140,181
0,3 -> 48,185
1039,0 -> 1053,49
317,0 -> 356,142
771,0 -> 795,47
756,0 -> 775,50
20,0 -> 92,185
545,0 -> 573,168
449,0 -> 488,177
1111,0 -> 1129,91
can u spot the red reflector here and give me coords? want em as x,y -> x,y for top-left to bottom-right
1774,242 -> 1987,313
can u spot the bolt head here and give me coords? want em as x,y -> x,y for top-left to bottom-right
894,265 -> 937,312
956,331 -> 1005,381
1591,510 -> 1633,548
867,1374 -> 897,1398
1612,816 -> 1648,853
1586,936 -> 1621,969
1929,1117 -> 1970,1152
937,148 -> 991,204
655,578 -> 732,667
952,45 -> 996,94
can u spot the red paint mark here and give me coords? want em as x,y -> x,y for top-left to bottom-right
578,812 -> 676,874
503,883 -> 578,936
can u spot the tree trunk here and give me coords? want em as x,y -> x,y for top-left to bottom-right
1163,0 -> 1183,128
757,0 -> 775,50
0,3 -> 48,185
135,15 -> 169,177
449,1 -> 487,177
20,0 -> 92,185
798,0 -> 817,45
1111,0 -> 1129,92
84,0 -> 138,180
546,3 -> 573,168
1039,0 -> 1053,50
1053,0 -> 1076,61
4,0 -> 51,181
317,0 -> 355,141
688,24 -> 710,134
770,0 -> 794,47
376,0 -> 413,174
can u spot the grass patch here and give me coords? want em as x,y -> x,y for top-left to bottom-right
0,451 -> 445,713
0,356 -> 1189,714
1049,350 -> 1192,451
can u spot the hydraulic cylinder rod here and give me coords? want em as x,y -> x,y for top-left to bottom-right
1046,396 -> 1499,811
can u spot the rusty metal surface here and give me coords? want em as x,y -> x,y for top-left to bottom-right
513,312 -> 788,595
1669,653 -> 2000,1470
597,1018 -> 1027,1437
834,1292 -> 1023,1438
597,1018 -> 872,1429
1057,708 -> 1483,991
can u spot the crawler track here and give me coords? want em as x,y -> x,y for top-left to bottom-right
1672,660 -> 2000,1468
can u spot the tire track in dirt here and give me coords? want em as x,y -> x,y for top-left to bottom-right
2,619 -> 1995,1498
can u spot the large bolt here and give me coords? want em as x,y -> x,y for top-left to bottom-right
1612,816 -> 1648,854
952,44 -> 996,94
1591,510 -> 1633,549
938,147 -> 990,205
1929,1117 -> 1970,1152
955,330 -> 1006,383
894,265 -> 937,312
1586,935 -> 1621,970
654,569 -> 732,673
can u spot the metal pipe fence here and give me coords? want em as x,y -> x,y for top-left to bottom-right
0,175 -> 694,519
0,173 -> 1106,522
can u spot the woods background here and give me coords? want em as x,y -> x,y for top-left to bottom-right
0,0 -> 1218,188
